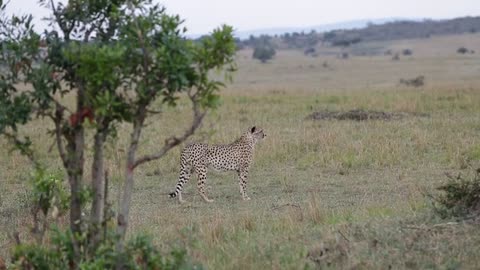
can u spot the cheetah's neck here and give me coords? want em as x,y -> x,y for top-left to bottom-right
231,134 -> 255,148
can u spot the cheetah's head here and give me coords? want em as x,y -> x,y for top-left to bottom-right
250,126 -> 266,143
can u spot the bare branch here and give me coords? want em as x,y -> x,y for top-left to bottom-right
49,0 -> 75,40
52,103 -> 68,167
146,108 -> 162,115
128,3 -> 150,87
133,105 -> 206,169
12,231 -> 21,245
2,132 -> 39,168
49,0 -> 57,16
31,206 -> 48,244
83,12 -> 106,42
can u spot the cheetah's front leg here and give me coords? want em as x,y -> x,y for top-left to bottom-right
197,166 -> 214,203
238,169 -> 251,201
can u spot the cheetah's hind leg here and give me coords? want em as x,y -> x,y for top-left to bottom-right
169,159 -> 192,203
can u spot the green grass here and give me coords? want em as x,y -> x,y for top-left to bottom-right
2,34 -> 480,268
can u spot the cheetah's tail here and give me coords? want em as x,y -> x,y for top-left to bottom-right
169,192 -> 177,198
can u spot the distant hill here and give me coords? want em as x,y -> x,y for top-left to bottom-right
323,16 -> 480,45
233,18 -> 411,39
236,16 -> 480,51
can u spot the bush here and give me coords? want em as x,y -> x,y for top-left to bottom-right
399,75 -> 425,87
253,43 -> 276,63
11,228 -> 200,269
9,167 -> 201,269
338,52 -> 349,59
331,37 -> 362,47
430,169 -> 480,219
402,49 -> 413,56
30,168 -> 69,218
304,47 -> 316,56
457,47 -> 469,54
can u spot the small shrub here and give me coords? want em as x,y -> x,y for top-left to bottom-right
252,37 -> 276,63
466,145 -> 480,162
399,76 -> 425,87
338,52 -> 349,59
402,48 -> 413,56
457,47 -> 469,54
30,168 -> 69,218
457,47 -> 475,54
430,170 -> 480,219
253,45 -> 275,63
304,47 -> 317,57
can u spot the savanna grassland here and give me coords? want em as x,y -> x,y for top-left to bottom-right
2,33 -> 480,269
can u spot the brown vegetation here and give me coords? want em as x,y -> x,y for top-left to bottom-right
307,109 -> 407,121
399,75 -> 425,87
307,109 -> 430,121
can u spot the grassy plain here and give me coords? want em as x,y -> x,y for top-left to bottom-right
2,33 -> 480,269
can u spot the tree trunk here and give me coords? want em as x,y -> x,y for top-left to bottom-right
90,129 -> 107,247
64,125 -> 84,268
65,126 -> 85,237
64,83 -> 86,267
117,108 -> 146,244
68,170 -> 83,236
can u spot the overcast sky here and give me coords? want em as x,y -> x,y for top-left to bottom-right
4,0 -> 480,35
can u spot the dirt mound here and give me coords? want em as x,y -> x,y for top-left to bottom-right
307,109 -> 427,121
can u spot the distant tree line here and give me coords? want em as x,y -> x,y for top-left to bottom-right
322,17 -> 480,45
234,16 -> 480,51
236,30 -> 320,50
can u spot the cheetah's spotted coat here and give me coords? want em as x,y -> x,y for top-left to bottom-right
169,126 -> 266,202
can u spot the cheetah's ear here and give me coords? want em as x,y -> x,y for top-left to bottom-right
251,126 -> 256,133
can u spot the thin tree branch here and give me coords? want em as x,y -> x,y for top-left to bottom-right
83,12 -> 106,42
146,109 -> 162,115
52,103 -> 68,168
133,104 -> 206,169
12,231 -> 21,245
2,132 -> 39,168
50,0 -> 75,41
129,2 -> 150,88
49,0 -> 58,16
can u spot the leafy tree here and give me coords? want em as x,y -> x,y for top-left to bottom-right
0,0 -> 236,267
252,36 -> 276,63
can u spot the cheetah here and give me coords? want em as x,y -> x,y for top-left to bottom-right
169,126 -> 266,203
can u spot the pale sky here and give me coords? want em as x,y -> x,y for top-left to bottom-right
5,0 -> 480,36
